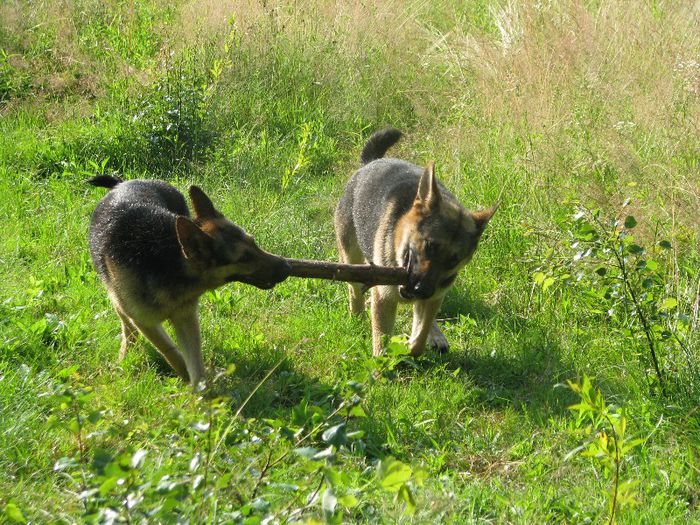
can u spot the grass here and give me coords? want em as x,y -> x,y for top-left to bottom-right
1,0 -> 700,523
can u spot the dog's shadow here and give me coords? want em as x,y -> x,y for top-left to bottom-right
203,346 -> 334,419
439,285 -> 495,323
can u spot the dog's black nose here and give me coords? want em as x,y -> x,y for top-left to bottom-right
411,279 -> 435,299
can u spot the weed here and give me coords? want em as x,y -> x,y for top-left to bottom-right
533,199 -> 698,397
566,376 -> 648,524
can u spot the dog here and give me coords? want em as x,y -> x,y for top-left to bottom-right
335,128 -> 498,357
87,176 -> 290,387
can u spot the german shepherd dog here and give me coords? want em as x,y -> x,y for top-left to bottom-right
88,176 -> 290,387
335,128 -> 498,357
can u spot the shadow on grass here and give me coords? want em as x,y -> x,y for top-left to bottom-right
432,288 -> 580,418
203,345 -> 335,420
440,285 -> 496,322
441,330 -> 577,418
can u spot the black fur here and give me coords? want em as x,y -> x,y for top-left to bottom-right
88,180 -> 194,303
360,127 -> 403,165
86,175 -> 124,189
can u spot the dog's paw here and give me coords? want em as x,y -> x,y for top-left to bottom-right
428,330 -> 450,354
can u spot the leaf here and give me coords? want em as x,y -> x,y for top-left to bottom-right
191,421 -> 210,432
4,502 -> 26,524
624,216 -> 637,229
269,482 -> 298,492
346,430 -> 365,440
659,297 -> 678,310
347,405 -> 367,418
322,487 -> 337,516
338,493 -> 359,509
322,423 -> 347,447
131,449 -> 147,469
87,410 -> 103,424
189,453 -> 201,472
53,457 -> 78,472
313,446 -> 335,460
542,277 -> 555,291
398,483 -> 416,515
215,472 -> 233,490
99,476 -> 120,495
621,438 -> 646,454
563,444 -> 586,462
378,457 -> 412,492
627,244 -> 644,255
324,466 -> 341,487
658,240 -> 672,250
293,447 -> 318,459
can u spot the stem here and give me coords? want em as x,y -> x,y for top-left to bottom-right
73,400 -> 85,464
591,211 -> 665,392
202,406 -> 214,507
72,396 -> 90,514
251,450 -> 273,499
617,253 -> 665,393
604,414 -> 621,525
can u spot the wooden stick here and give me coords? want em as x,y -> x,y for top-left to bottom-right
285,258 -> 409,287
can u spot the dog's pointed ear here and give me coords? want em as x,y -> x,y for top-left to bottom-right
415,161 -> 441,209
472,201 -> 500,234
189,185 -> 222,220
176,216 -> 213,261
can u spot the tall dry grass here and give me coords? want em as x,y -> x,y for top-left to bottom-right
450,2 -> 700,204
171,1 -> 700,228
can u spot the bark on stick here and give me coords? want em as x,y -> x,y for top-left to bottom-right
285,258 -> 409,287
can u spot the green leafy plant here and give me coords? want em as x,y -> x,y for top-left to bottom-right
128,50 -> 222,173
0,49 -> 31,107
376,456 -> 427,515
533,200 -> 695,395
566,376 -> 645,524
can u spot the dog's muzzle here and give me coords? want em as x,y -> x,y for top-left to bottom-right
399,248 -> 435,300
232,257 -> 291,290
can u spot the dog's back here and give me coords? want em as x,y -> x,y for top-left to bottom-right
88,178 -> 191,291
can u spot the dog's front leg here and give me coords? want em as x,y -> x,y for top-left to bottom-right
371,285 -> 399,357
171,302 -> 206,389
131,320 -> 190,381
409,297 -> 444,356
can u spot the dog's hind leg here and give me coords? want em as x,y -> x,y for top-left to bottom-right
335,200 -> 366,315
170,303 -> 206,389
130,320 -> 190,382
115,308 -> 139,362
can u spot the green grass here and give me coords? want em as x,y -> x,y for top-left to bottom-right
1,1 -> 700,523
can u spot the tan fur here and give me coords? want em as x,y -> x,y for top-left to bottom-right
336,157 -> 498,358
94,184 -> 289,388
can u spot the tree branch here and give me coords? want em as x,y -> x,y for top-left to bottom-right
285,258 -> 409,287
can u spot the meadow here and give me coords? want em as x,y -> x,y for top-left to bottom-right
1,0 -> 700,522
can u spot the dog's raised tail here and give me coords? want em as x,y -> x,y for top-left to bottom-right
86,175 -> 123,189
360,127 -> 402,165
